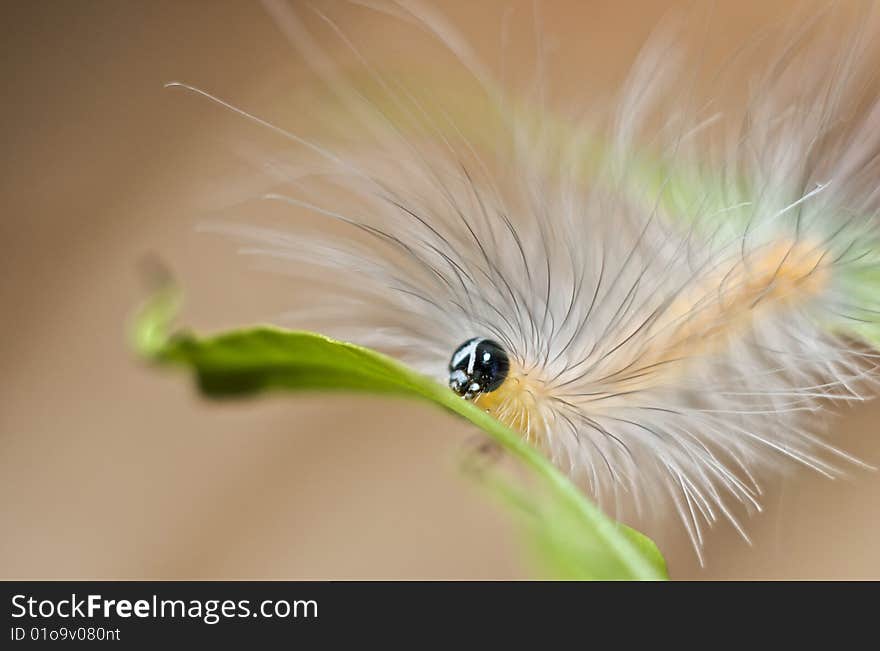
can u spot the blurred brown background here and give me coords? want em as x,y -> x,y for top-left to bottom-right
2,0 -> 878,580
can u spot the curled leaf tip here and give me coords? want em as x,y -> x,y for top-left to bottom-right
130,262 -> 182,359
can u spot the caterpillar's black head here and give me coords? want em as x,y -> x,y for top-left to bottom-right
448,338 -> 510,400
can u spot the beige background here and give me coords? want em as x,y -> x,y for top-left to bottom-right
2,0 -> 878,580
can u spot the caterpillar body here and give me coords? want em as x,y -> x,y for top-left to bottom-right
175,1 -> 880,556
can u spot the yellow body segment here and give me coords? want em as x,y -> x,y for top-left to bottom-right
473,239 -> 831,444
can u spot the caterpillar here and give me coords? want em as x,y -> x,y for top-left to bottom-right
172,0 -> 880,558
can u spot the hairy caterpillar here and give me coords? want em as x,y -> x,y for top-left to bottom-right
171,1 -> 880,558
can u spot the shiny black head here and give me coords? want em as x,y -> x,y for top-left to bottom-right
448,338 -> 510,400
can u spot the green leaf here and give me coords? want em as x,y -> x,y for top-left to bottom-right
131,287 -> 668,580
